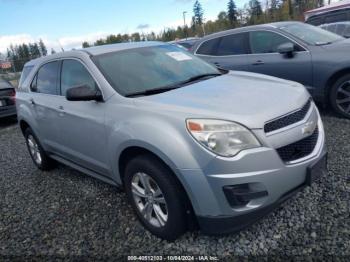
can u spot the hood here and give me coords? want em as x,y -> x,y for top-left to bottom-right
321,38 -> 350,51
135,71 -> 310,129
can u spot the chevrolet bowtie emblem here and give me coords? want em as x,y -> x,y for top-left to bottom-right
302,121 -> 316,135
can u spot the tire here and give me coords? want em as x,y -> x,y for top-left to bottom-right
124,154 -> 188,240
330,74 -> 350,119
24,127 -> 55,171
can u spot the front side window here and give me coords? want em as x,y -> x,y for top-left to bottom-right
279,23 -> 344,45
60,60 -> 97,96
32,61 -> 59,95
216,33 -> 249,56
249,31 -> 302,54
93,45 -> 220,97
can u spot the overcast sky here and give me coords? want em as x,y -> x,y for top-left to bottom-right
0,0 -> 249,53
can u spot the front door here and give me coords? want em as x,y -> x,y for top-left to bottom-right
54,59 -> 110,176
247,30 -> 313,88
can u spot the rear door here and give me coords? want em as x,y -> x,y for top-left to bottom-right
246,30 -> 313,88
194,32 -> 250,71
29,61 -> 62,150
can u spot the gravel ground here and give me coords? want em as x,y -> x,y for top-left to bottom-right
0,112 -> 349,260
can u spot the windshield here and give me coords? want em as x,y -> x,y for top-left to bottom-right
93,44 -> 220,96
279,23 -> 344,45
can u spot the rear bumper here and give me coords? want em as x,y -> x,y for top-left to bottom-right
0,106 -> 16,118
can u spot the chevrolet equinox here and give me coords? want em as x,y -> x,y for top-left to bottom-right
16,42 -> 327,240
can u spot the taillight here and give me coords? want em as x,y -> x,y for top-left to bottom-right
10,89 -> 16,103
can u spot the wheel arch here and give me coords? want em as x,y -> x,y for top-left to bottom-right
19,119 -> 30,135
326,68 -> 350,102
117,145 -> 198,229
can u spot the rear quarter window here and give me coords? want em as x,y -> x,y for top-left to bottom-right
196,38 -> 220,55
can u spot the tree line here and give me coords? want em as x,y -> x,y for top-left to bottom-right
83,0 -> 325,47
3,0 -> 327,71
4,39 -> 52,72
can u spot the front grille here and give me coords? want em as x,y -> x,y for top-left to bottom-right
264,99 -> 312,133
276,127 -> 319,163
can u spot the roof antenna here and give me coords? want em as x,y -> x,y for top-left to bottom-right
57,39 -> 65,52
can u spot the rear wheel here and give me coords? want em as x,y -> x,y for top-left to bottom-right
24,128 -> 55,170
330,74 -> 350,119
124,155 -> 188,240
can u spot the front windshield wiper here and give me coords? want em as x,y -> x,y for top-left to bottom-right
179,73 -> 222,85
125,86 -> 181,97
125,73 -> 222,98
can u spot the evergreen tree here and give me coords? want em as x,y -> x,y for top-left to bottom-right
82,41 -> 90,48
227,0 -> 237,26
38,39 -> 47,56
193,0 -> 204,26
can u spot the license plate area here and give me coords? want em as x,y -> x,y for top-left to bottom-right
306,152 -> 328,186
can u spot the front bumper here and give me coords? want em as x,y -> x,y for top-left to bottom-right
197,151 -> 327,235
177,103 -> 327,234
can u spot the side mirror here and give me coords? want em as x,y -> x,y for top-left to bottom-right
66,85 -> 103,102
277,42 -> 295,57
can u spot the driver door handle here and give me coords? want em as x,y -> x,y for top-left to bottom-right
252,60 -> 265,66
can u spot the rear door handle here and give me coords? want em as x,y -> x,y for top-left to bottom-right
252,60 -> 265,65
29,98 -> 35,105
58,105 -> 64,110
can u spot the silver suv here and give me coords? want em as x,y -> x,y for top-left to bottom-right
16,42 -> 327,240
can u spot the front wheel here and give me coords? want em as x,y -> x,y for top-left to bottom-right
330,74 -> 350,119
124,155 -> 188,240
24,128 -> 55,170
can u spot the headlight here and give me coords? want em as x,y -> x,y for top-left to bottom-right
186,119 -> 261,157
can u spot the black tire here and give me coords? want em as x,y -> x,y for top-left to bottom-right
24,127 -> 55,171
124,154 -> 188,240
330,74 -> 350,119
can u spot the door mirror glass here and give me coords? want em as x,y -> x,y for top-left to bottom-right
277,42 -> 295,56
66,85 -> 103,101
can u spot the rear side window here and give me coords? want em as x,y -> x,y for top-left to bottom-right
307,17 -> 323,26
18,65 -> 34,88
335,24 -> 346,35
250,31 -> 303,54
216,33 -> 249,56
31,61 -> 59,95
196,38 -> 220,55
60,60 -> 97,96
325,12 -> 347,24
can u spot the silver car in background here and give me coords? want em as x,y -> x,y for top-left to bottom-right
16,42 -> 327,240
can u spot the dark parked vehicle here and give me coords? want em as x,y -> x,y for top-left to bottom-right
0,79 -> 16,118
320,22 -> 350,38
305,0 -> 350,26
169,37 -> 200,50
192,22 -> 350,118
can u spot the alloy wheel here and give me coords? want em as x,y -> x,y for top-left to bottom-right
336,81 -> 350,115
27,135 -> 42,165
131,172 -> 168,227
